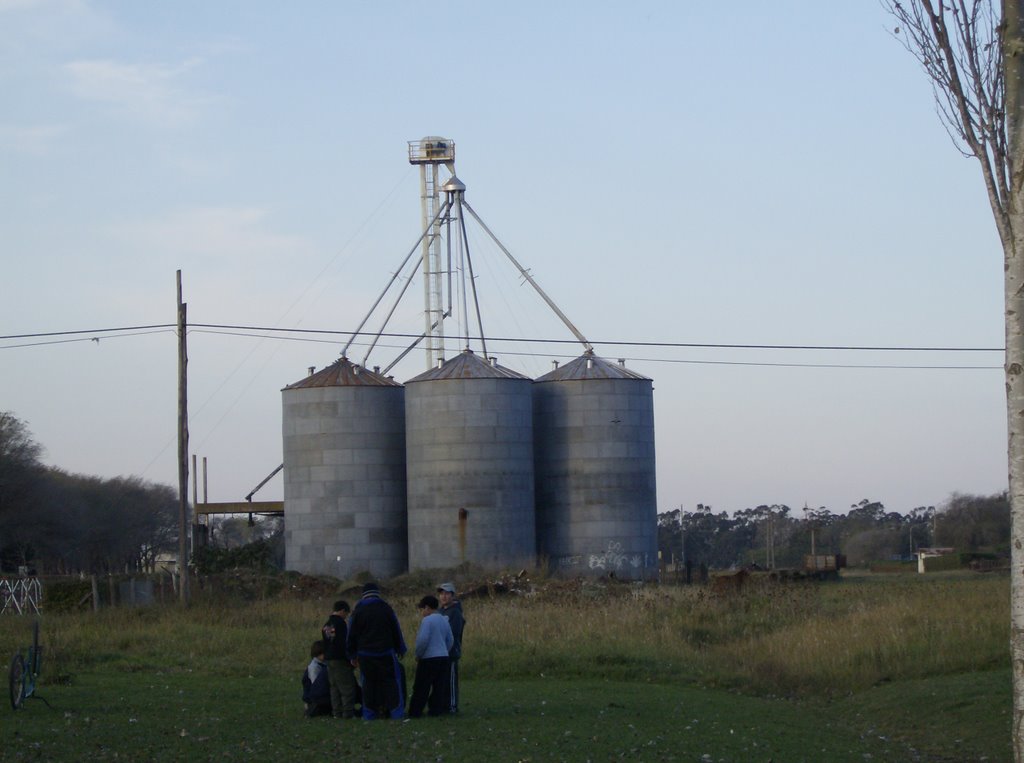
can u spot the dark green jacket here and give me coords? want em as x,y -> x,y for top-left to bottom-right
440,600 -> 465,660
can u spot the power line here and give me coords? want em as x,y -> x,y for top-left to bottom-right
192,323 -> 1005,352
1,324 -> 175,340
1,322 -> 1003,353
187,329 -> 1003,370
1,329 -> 175,349
4,322 -> 996,370
634,357 -> 1002,370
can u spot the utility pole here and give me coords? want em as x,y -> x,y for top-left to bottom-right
176,270 -> 191,604
678,503 -> 685,571
804,503 -> 817,557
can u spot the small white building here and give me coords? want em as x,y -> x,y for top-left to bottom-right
916,547 -> 955,573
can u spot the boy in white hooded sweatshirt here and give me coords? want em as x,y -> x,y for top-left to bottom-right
408,595 -> 454,718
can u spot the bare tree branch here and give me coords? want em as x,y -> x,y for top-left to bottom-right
884,0 -> 1012,246
884,3 -> 1024,760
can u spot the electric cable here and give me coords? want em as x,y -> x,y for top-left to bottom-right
2,322 -> 1005,369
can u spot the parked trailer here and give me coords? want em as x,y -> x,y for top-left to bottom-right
803,554 -> 846,580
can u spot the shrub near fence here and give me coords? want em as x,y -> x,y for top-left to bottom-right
42,574 -> 178,612
924,554 -> 964,573
43,579 -> 91,613
868,560 -> 917,573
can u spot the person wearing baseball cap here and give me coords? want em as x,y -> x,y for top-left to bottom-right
436,582 -> 465,713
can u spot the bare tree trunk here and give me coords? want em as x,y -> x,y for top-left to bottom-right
1007,5 -> 1024,757
884,1 -> 1021,756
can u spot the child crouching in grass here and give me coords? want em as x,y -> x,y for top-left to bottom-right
302,641 -> 332,718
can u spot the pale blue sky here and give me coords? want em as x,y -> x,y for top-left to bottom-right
1,0 -> 1007,516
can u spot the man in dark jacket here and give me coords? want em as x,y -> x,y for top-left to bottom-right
437,581 -> 465,713
322,600 -> 359,719
346,581 -> 407,720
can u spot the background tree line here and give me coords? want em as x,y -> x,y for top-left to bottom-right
3,408 -> 1010,576
0,411 -> 178,574
658,494 -> 1010,570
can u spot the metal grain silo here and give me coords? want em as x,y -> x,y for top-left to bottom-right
405,349 -> 536,570
533,352 -> 657,580
282,358 -> 407,579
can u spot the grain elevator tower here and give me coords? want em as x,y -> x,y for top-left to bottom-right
408,137 -> 456,370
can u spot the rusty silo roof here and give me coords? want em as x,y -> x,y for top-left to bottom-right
405,349 -> 531,383
534,352 -> 651,382
283,357 -> 402,390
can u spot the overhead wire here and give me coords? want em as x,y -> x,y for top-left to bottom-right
3,322 -> 1002,370
466,218 -> 553,378
171,169 -> 417,467
183,324 -> 1004,354
2,324 -> 175,339
0,328 -> 174,349
2,321 -> 1005,355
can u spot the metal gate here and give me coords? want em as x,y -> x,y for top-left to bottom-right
0,578 -> 41,614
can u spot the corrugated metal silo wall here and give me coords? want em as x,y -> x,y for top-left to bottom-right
533,378 -> 658,579
405,377 -> 537,570
282,385 -> 407,578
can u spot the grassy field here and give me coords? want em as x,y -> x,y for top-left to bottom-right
4,671 -> 1009,762
0,570 -> 1011,761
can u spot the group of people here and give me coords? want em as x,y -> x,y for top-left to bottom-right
302,580 -> 465,721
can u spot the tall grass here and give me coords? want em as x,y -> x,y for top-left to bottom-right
474,573 -> 1007,694
0,570 -> 1007,699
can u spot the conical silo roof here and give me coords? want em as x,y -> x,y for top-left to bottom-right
405,349 -> 530,383
534,352 -> 650,383
283,357 -> 401,389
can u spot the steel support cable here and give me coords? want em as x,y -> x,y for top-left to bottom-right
461,199 -> 594,354
282,167 -> 414,329
381,315 -> 446,376
361,252 -> 426,367
341,198 -> 451,359
162,170 -> 417,478
456,193 -> 488,359
471,223 -> 543,352
445,200 -> 454,324
455,197 -> 470,350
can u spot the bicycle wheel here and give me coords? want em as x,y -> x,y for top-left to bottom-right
8,653 -> 25,710
30,620 -> 40,675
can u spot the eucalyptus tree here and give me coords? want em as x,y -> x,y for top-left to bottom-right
882,1 -> 1024,756
0,411 -> 43,515
936,490 -> 1011,551
0,412 -> 44,569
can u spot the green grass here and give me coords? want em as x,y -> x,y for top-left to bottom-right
0,570 -> 1012,760
6,672 -> 1009,762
